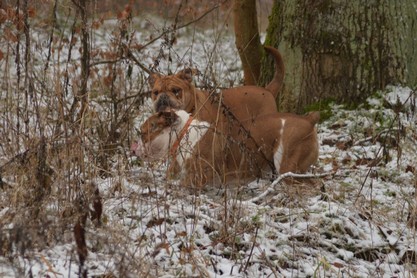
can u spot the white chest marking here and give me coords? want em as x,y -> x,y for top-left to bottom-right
176,121 -> 209,167
273,118 -> 286,174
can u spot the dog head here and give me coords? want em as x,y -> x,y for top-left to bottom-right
131,110 -> 179,161
149,68 -> 197,113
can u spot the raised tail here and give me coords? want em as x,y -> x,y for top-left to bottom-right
264,46 -> 285,99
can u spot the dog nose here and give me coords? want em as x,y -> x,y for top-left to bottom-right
155,93 -> 170,112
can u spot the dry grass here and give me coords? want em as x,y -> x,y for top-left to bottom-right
0,0 -> 241,276
1,1 -> 416,277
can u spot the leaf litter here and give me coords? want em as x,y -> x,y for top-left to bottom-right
0,15 -> 416,278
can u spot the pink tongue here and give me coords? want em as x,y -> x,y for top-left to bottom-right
130,141 -> 139,154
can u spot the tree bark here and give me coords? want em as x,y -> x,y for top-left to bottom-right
233,0 -> 263,85
69,0 -> 90,124
261,0 -> 416,112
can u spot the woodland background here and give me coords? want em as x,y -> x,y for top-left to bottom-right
0,0 -> 416,277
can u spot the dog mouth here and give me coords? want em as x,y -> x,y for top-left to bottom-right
155,93 -> 181,112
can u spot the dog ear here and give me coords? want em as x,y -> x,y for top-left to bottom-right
176,68 -> 198,83
305,111 -> 320,125
159,110 -> 179,126
148,73 -> 161,87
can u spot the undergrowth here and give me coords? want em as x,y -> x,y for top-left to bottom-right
0,1 -> 416,277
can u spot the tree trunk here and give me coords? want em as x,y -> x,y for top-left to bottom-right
261,0 -> 416,113
69,0 -> 90,124
233,0 -> 263,85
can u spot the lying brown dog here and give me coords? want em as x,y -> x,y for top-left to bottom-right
131,109 -> 319,187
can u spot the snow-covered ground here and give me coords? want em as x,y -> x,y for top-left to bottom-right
1,85 -> 415,277
0,12 -> 416,278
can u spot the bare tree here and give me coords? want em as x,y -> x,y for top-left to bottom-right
234,0 -> 416,112
260,0 -> 416,112
233,0 -> 263,85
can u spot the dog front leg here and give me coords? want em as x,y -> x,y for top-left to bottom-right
182,158 -> 216,189
167,159 -> 181,180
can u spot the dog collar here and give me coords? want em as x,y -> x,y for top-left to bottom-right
169,116 -> 194,157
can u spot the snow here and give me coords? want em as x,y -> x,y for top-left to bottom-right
385,86 -> 415,108
1,12 -> 416,278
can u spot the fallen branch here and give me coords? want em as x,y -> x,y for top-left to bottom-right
246,171 -> 335,204
354,128 -> 402,146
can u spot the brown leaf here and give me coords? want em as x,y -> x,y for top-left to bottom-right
103,75 -> 113,87
130,42 -> 144,51
73,214 -> 88,265
355,158 -> 372,166
333,262 -> 344,268
146,217 -> 165,228
117,9 -> 130,20
180,245 -> 194,254
406,165 -> 415,174
3,28 -> 18,43
28,7 -> 36,18
140,191 -> 157,198
336,139 -> 352,150
341,155 -> 352,165
322,138 -> 336,146
90,187 -> 102,226
151,242 -> 170,257
101,51 -> 118,60
91,20 -> 101,30
332,160 -> 339,172
0,50 -> 4,61
176,231 -> 187,237
0,9 -> 7,23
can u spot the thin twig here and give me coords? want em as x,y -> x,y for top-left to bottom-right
245,171 -> 335,204
354,128 -> 403,146
353,90 -> 416,204
126,3 -> 223,74
242,225 -> 259,273
140,4 -> 222,50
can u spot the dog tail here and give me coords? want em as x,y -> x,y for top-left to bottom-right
264,46 -> 285,99
305,111 -> 320,125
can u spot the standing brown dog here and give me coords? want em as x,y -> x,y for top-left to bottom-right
149,46 -> 284,123
138,46 -> 288,186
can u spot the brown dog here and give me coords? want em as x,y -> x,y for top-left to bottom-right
131,109 -> 319,187
145,47 -> 284,184
148,46 -> 284,123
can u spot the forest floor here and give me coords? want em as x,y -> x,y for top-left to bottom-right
0,10 -> 416,278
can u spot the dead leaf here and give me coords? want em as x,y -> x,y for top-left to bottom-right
336,139 -> 352,150
0,9 -> 7,23
28,7 -> 36,18
146,217 -> 166,228
406,165 -> 415,174
117,5 -> 132,20
151,242 -> 170,257
355,157 -> 372,166
3,28 -> 18,43
322,138 -> 336,146
92,20 -> 101,30
341,155 -> 352,165
176,231 -> 187,237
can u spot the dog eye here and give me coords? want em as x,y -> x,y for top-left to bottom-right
172,88 -> 181,95
151,122 -> 158,131
152,90 -> 159,96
